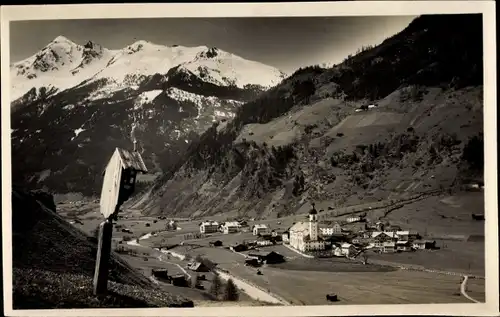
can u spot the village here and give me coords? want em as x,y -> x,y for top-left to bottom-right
192,203 -> 436,263
61,190 -> 485,306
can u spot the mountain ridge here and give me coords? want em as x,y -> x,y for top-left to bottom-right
11,35 -> 287,104
11,36 -> 286,196
131,14 -> 484,219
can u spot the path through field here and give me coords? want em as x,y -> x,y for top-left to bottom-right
158,255 -> 192,279
216,270 -> 290,305
460,276 -> 480,303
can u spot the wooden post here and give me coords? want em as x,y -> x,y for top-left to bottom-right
93,218 -> 114,296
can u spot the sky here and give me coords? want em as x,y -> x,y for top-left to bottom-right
10,16 -> 416,74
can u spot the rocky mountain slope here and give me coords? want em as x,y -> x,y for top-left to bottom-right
133,14 -> 484,219
11,37 -> 286,196
12,188 -> 193,308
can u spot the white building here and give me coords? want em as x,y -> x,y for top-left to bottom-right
253,224 -> 268,236
282,232 -> 290,243
222,221 -> 240,234
346,216 -> 362,223
289,207 -> 325,252
256,239 -> 273,246
200,221 -> 219,234
320,223 -> 342,236
340,243 -> 357,257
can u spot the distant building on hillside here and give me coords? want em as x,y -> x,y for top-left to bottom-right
289,205 -> 325,252
200,221 -> 219,234
222,221 -> 240,234
252,224 -> 269,236
346,215 -> 365,223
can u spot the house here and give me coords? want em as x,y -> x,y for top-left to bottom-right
200,221 -> 219,234
256,239 -> 273,247
245,258 -> 261,267
382,241 -> 397,253
320,223 -> 342,236
333,246 -> 343,257
230,243 -> 248,252
346,216 -> 362,223
395,231 -> 409,241
370,231 -> 397,248
271,230 -> 279,237
289,207 -> 326,252
253,224 -> 269,236
282,231 -> 290,243
340,243 -> 357,257
152,269 -> 169,280
187,261 -> 211,272
209,240 -> 223,247
168,274 -> 188,287
247,251 -> 285,264
222,221 -> 240,234
412,240 -> 437,250
396,240 -> 412,252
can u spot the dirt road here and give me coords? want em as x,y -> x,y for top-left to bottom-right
215,269 -> 289,305
460,276 -> 480,303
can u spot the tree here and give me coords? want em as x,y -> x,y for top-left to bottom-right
223,278 -> 239,301
210,273 -> 223,299
462,134 -> 484,171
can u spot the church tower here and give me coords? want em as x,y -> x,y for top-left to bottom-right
309,203 -> 319,241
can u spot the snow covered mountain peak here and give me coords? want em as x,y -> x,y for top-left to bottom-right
10,36 -> 287,103
51,35 -> 75,44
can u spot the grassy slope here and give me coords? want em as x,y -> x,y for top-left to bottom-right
11,188 -> 194,309
134,14 -> 483,220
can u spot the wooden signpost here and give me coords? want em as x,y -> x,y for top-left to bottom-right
93,147 -> 148,296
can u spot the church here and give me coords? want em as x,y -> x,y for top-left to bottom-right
289,204 -> 326,252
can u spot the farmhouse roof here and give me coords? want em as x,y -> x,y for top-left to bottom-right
341,243 -> 353,248
200,221 -> 219,226
101,147 -> 148,176
224,221 -> 240,227
117,148 -> 148,172
253,224 -> 268,229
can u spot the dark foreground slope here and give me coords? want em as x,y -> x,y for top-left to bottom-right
11,188 -> 194,309
132,14 -> 484,219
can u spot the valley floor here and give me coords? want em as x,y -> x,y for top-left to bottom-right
58,190 -> 486,306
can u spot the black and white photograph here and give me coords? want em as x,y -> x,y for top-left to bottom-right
1,2 -> 498,317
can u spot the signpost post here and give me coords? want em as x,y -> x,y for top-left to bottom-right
93,147 -> 148,296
